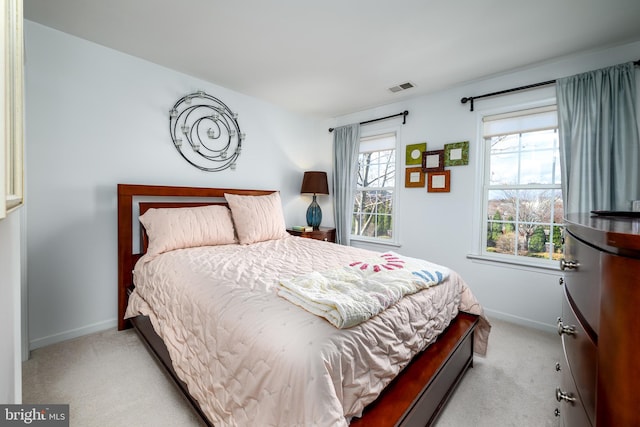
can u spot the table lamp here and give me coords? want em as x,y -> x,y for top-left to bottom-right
300,171 -> 329,229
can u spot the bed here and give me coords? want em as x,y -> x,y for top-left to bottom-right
117,183 -> 490,426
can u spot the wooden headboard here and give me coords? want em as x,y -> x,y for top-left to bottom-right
117,184 -> 276,330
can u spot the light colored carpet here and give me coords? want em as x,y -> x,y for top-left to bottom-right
22,327 -> 206,427
434,318 -> 561,427
23,317 -> 561,427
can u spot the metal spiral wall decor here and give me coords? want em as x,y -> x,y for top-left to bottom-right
169,91 -> 245,171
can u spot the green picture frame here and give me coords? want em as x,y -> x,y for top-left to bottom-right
406,142 -> 427,165
444,141 -> 469,166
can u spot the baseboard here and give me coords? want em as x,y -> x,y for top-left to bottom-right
29,318 -> 117,350
483,308 -> 556,334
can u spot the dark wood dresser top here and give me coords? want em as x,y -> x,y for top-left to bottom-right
565,213 -> 640,255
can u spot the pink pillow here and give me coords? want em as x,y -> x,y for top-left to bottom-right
225,192 -> 289,244
139,205 -> 236,257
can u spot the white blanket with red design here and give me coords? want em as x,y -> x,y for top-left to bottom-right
278,252 -> 450,328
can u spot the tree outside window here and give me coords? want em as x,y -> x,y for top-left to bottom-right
482,106 -> 563,263
352,133 -> 396,242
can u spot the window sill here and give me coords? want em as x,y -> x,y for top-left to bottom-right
6,195 -> 22,210
466,253 -> 561,273
350,236 -> 401,248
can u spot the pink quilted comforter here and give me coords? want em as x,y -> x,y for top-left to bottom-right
125,236 -> 489,426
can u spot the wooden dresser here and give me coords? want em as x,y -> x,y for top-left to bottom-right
557,213 -> 640,426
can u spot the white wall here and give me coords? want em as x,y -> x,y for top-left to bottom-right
24,21 -> 332,349
336,40 -> 640,331
0,211 -> 22,403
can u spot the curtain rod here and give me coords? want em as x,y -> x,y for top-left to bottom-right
461,59 -> 640,112
329,110 -> 408,132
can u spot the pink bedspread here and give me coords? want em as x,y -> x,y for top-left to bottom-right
125,236 -> 489,426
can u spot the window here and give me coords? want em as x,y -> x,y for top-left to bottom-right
1,0 -> 24,219
351,132 -> 397,243
481,106 -> 563,264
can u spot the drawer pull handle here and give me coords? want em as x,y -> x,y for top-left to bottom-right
556,387 -> 577,404
556,318 -> 576,336
559,259 -> 579,270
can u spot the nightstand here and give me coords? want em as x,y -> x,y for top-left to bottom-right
287,226 -> 336,243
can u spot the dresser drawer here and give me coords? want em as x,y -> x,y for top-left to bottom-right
563,232 -> 601,335
557,354 -> 593,427
561,289 -> 596,423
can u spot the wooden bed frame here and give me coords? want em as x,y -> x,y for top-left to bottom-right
117,183 -> 478,427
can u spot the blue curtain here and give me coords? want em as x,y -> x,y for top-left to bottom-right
332,124 -> 360,245
557,62 -> 640,213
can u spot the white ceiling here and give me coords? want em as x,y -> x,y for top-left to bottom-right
23,0 -> 640,118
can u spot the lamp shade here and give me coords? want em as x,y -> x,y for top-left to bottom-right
300,171 -> 329,195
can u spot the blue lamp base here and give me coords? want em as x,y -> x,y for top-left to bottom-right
306,195 -> 322,229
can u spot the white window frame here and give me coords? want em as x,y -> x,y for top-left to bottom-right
469,99 -> 562,271
1,0 -> 24,219
350,124 -> 400,246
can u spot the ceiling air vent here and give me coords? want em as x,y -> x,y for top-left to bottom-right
388,82 -> 415,93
